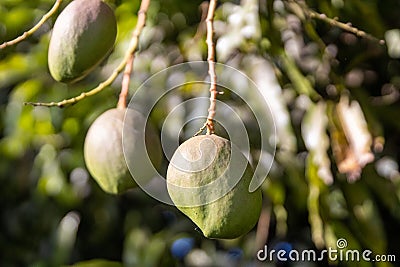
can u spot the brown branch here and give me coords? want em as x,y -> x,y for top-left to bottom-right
25,0 -> 151,108
0,0 -> 63,50
286,0 -> 385,45
255,205 -> 271,253
205,0 -> 218,135
193,123 -> 207,137
308,12 -> 384,44
117,54 -> 134,109
193,1 -> 209,41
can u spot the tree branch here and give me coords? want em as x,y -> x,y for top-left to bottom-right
117,53 -> 134,109
286,0 -> 385,45
25,0 -> 151,108
205,0 -> 217,135
0,0 -> 63,50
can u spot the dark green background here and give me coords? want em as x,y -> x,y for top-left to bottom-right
1,0 -> 400,266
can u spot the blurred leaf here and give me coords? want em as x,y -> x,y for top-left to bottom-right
342,181 -> 387,255
364,164 -> 400,221
122,227 -> 167,267
329,95 -> 374,181
279,52 -> 320,100
302,101 -> 333,184
67,259 -> 122,267
248,56 -> 297,152
0,0 -> 400,266
306,154 -> 327,249
330,221 -> 373,267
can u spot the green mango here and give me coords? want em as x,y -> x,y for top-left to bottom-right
84,108 -> 162,194
167,134 -> 262,239
48,0 -> 117,83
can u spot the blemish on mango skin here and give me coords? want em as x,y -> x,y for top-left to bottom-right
48,0 -> 117,83
167,134 -> 262,239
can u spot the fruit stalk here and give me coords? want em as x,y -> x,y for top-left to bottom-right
117,55 -> 134,109
117,0 -> 151,109
205,0 -> 217,135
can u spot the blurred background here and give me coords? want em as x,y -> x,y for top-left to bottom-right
1,0 -> 400,266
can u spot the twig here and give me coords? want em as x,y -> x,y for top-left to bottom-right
0,0 -> 63,50
193,123 -> 207,137
205,0 -> 218,135
287,0 -> 385,45
255,204 -> 271,253
308,12 -> 385,44
193,1 -> 209,41
117,54 -> 134,109
25,0 -> 151,108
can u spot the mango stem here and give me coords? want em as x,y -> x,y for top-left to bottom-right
117,54 -> 134,109
205,0 -> 218,135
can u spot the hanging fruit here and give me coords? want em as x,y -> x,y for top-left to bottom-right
167,134 -> 262,239
48,0 -> 117,83
84,108 -> 162,194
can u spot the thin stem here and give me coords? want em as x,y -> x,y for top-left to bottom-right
117,54 -> 134,109
193,123 -> 207,137
287,0 -> 385,45
309,12 -> 384,44
25,0 -> 151,108
193,1 -> 209,41
205,0 -> 217,135
255,204 -> 271,253
0,0 -> 63,50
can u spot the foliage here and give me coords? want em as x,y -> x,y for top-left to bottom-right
1,0 -> 400,266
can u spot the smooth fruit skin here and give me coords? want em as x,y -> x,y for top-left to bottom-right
84,108 -> 161,194
48,0 -> 117,83
167,135 -> 262,239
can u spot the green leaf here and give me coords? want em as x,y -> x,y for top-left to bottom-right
67,259 -> 122,267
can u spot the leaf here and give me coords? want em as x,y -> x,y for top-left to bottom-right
306,154 -> 326,249
331,95 -> 374,181
279,52 -> 320,100
330,221 -> 373,267
263,178 -> 287,237
249,56 -> 297,152
342,181 -> 387,255
67,259 -> 122,267
215,0 -> 261,61
302,101 -> 333,185
364,164 -> 400,222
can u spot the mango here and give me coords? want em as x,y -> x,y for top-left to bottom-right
48,0 -> 117,83
84,108 -> 162,194
167,134 -> 262,239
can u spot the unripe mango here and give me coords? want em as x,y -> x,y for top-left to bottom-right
48,0 -> 117,83
167,134 -> 262,239
84,108 -> 162,194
